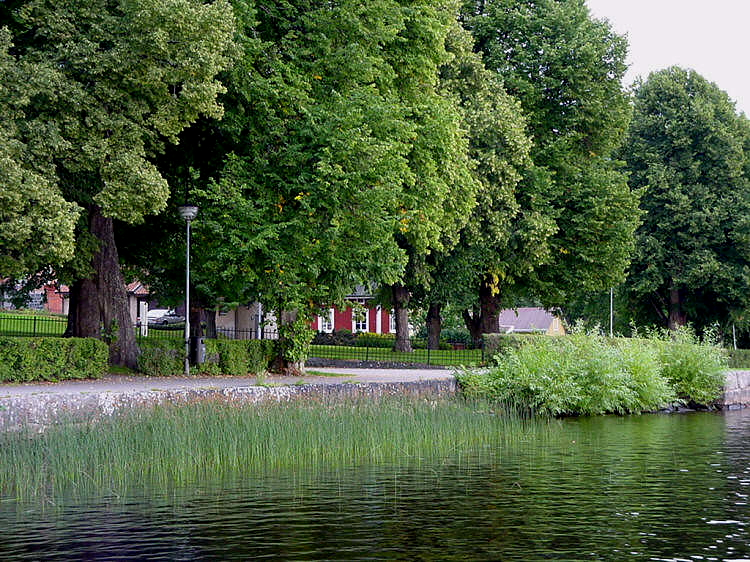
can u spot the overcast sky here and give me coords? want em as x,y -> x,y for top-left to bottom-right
585,0 -> 750,116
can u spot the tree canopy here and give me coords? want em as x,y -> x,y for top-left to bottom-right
453,0 -> 640,336
620,66 -> 750,332
1,0 -> 235,365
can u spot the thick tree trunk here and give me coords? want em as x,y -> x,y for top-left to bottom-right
66,205 -> 138,368
392,283 -> 412,352
479,281 -> 502,335
204,308 -> 217,339
426,302 -> 442,350
668,287 -> 687,331
463,307 -> 483,348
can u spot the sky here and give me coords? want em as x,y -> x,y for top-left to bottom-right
585,0 -> 750,115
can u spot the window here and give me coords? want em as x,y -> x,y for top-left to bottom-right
351,299 -> 369,333
318,309 -> 334,333
389,309 -> 396,334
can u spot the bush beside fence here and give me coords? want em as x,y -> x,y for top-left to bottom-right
137,338 -> 275,376
0,337 -> 108,383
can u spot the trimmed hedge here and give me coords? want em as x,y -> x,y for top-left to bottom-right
203,339 -> 275,376
137,339 -> 184,376
0,337 -> 108,382
136,338 -> 275,377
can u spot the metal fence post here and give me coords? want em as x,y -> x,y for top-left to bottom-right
427,344 -> 431,366
33,316 -> 37,336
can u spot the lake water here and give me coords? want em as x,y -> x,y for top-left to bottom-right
2,409 -> 750,560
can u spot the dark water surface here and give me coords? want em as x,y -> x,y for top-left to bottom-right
2,410 -> 750,560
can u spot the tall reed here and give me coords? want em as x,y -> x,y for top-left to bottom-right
0,398 -> 541,503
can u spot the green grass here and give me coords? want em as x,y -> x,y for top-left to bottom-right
0,313 -> 67,337
309,344 -> 483,366
0,397 -> 538,502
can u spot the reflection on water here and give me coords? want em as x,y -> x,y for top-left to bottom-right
2,410 -> 750,560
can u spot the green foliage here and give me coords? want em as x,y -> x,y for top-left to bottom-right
203,339 -> 274,376
137,339 -> 274,376
728,349 -> 750,369
646,326 -> 728,404
483,333 -> 545,361
354,333 -> 397,349
0,337 -> 107,382
136,339 -> 184,377
312,330 -> 357,347
619,67 -> 750,331
458,330 -> 726,415
456,0 -> 639,309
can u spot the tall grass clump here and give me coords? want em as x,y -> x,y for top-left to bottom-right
457,326 -> 726,416
0,398 -> 543,502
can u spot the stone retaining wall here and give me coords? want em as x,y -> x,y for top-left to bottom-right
0,379 -> 457,432
718,370 -> 750,410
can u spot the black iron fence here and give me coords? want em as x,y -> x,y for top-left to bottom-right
0,313 -> 484,367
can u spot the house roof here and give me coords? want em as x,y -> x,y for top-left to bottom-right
126,281 -> 149,296
497,307 -> 558,333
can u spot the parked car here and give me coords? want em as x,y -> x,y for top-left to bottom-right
147,309 -> 185,326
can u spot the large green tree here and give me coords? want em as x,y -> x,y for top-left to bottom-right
457,0 -> 640,336
620,67 -> 750,331
126,0 -> 476,369
3,0 -> 235,367
417,22 -> 536,348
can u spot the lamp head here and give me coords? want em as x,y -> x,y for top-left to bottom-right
178,205 -> 199,221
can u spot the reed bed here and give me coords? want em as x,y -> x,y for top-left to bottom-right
0,397 -> 541,502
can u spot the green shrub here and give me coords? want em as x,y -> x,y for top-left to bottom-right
482,333 -> 546,363
355,332 -> 396,348
412,338 -> 452,350
138,339 -> 274,377
203,339 -> 274,376
457,329 -> 724,416
440,327 -> 473,346
0,337 -> 107,382
650,326 -> 727,404
137,339 -> 184,376
312,330 -> 357,346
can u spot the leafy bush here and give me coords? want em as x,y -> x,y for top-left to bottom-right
649,326 -> 727,404
355,332 -> 396,348
0,337 -> 108,382
483,333 -> 546,362
138,339 -> 274,376
137,339 -> 184,376
440,327 -> 473,346
203,340 -> 274,376
311,329 -> 357,347
457,328 -> 724,416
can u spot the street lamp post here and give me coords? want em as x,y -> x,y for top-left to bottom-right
178,205 -> 198,376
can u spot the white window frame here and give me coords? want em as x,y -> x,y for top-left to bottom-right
389,309 -> 396,334
351,299 -> 369,333
317,308 -> 334,333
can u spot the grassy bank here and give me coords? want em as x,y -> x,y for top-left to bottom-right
457,328 -> 727,416
0,398 -> 540,502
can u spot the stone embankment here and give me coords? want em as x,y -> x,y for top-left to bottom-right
718,370 -> 750,410
0,369 -> 456,431
1,368 -> 749,431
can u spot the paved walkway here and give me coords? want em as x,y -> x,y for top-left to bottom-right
0,367 -> 456,399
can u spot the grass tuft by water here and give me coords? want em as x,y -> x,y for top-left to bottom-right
0,397 -> 546,503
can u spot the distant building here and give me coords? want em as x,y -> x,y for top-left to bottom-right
497,307 -> 566,336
